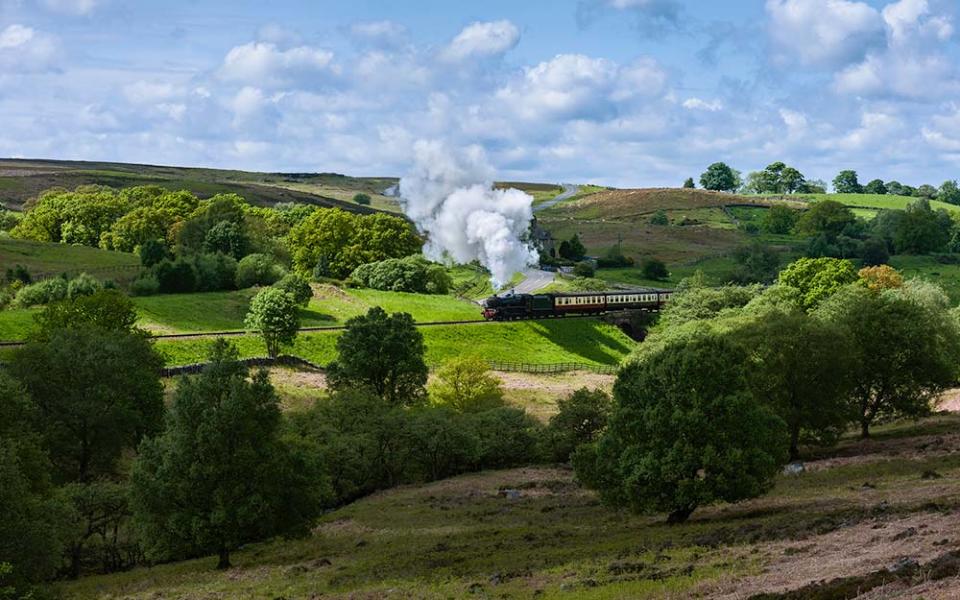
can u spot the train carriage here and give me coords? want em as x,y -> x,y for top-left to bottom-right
481,289 -> 671,321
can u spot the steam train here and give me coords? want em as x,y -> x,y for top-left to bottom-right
481,289 -> 673,321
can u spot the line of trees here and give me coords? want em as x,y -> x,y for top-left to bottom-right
692,163 -> 960,204
574,259 -> 960,523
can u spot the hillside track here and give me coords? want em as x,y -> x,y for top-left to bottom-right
0,314 -> 608,348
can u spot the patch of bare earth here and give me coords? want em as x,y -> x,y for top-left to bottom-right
801,431 -> 960,473
936,388 -> 960,412
700,512 -> 959,599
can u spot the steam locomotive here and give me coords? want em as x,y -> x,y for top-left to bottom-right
481,289 -> 672,321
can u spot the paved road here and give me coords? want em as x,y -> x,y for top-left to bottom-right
534,183 -> 579,212
509,268 -> 556,294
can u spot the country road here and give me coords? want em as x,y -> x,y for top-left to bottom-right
533,183 -> 579,212
510,268 -> 556,294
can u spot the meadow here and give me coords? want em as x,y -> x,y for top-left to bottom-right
59,413 -> 960,599
155,318 -> 635,367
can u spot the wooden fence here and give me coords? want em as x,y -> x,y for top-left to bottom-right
487,360 -> 618,375
160,355 -> 323,378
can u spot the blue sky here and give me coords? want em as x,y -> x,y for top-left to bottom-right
1,0 -> 959,187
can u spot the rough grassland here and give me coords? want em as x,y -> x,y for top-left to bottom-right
0,236 -> 140,279
60,413 -> 960,599
789,192 -> 960,214
154,319 -> 635,367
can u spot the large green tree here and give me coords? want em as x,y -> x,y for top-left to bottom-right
832,170 -> 863,193
795,200 -> 857,237
817,284 -> 960,438
0,373 -> 69,592
777,257 -> 858,310
574,331 -> 787,523
699,162 -> 738,192
132,340 -> 318,570
327,307 -> 428,406
737,310 -> 852,459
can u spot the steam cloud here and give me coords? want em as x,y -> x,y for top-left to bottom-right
398,140 -> 538,289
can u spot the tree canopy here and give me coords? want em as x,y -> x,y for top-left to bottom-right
699,162 -> 739,192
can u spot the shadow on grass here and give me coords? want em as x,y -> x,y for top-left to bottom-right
531,318 -> 633,365
299,308 -> 337,324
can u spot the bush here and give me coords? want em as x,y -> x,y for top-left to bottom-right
15,278 -> 68,308
572,261 -> 595,278
5,265 -> 31,285
650,210 -> 669,226
236,253 -> 284,289
273,274 -> 313,306
469,407 -> 542,469
139,239 -> 169,268
153,258 -> 197,294
574,331 -> 788,523
350,256 -> 451,294
130,274 -> 160,296
244,287 -> 300,357
190,253 -> 238,292
541,388 -> 612,462
353,193 -> 371,206
430,356 -> 504,413
641,257 -> 668,281
67,272 -> 102,299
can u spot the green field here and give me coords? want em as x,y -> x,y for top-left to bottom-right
155,319 -> 634,367
59,414 -> 960,599
0,236 -> 141,280
766,193 -> 960,215
0,286 -> 484,341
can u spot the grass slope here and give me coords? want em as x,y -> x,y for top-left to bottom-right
0,237 -> 141,279
60,414 -> 960,599
154,319 -> 634,367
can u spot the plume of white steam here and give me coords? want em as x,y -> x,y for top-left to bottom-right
398,140 -> 538,289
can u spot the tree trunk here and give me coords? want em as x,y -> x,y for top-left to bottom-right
217,545 -> 231,570
666,506 -> 695,524
860,419 -> 870,439
789,424 -> 801,461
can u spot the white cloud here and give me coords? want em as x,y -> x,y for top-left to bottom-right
219,42 -> 337,88
122,81 -> 180,104
612,57 -> 668,100
882,0 -> 952,45
828,110 -> 903,151
0,24 -> 58,71
495,54 -> 619,121
766,0 -> 884,66
682,97 -> 723,111
440,20 -> 520,62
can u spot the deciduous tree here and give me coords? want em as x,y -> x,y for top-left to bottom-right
244,287 -> 300,358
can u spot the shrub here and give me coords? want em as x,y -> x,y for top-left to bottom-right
572,261 -> 595,278
407,408 -> 480,481
761,205 -> 798,234
430,356 -> 504,413
139,239 -> 169,268
15,278 -> 68,308
469,407 -> 542,469
67,272 -> 102,299
641,257 -> 668,281
574,331 -> 788,523
236,253 -> 284,289
350,256 -> 451,294
153,258 -> 197,294
650,210 -> 669,226
190,253 -> 238,292
130,274 -> 160,296
273,273 -> 313,306
541,388 -> 612,462
5,265 -> 31,285
353,193 -> 371,206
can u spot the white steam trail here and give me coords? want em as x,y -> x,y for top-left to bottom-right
398,140 -> 538,290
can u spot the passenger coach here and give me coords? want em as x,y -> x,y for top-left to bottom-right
481,289 -> 671,321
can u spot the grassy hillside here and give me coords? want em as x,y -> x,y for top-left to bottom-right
155,319 -> 634,367
0,236 -> 141,280
0,285 -> 484,340
60,413 -> 960,599
0,159 -> 388,212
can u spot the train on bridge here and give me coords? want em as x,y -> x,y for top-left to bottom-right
481,289 -> 673,321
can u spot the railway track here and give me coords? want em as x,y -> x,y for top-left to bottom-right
0,313 -> 607,348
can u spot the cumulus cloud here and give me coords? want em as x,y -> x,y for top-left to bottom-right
766,0 -> 885,67
682,97 -> 723,111
440,20 -> 520,62
218,41 -> 337,88
0,24 -> 59,71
